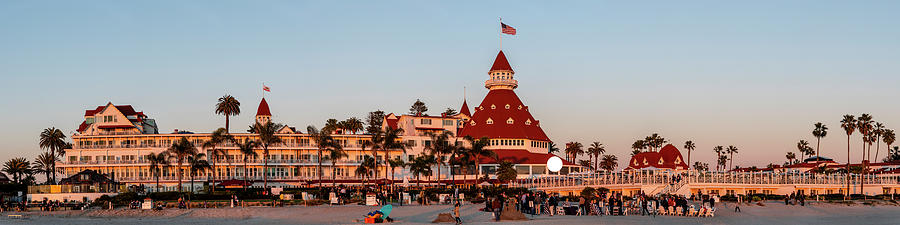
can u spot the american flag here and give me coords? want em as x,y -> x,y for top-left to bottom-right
501,23 -> 516,35
263,85 -> 271,92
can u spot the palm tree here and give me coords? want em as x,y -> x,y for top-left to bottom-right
326,143 -> 347,187
840,114 -> 857,198
203,128 -> 232,192
587,142 -> 605,171
857,114 -> 873,162
323,119 -> 340,133
235,139 -> 258,190
425,131 -> 452,183
683,141 -> 695,170
564,142 -> 584,163
881,129 -> 895,162
39,127 -> 67,184
146,152 -> 169,192
548,142 -> 560,154
726,145 -> 738,171
356,155 -> 376,185
167,137 -> 197,192
307,125 -> 335,188
409,154 -> 435,187
33,152 -> 56,184
364,131 -> 383,181
251,121 -> 284,190
3,158 -> 31,183
632,140 -> 646,153
717,155 -> 728,172
387,156 -> 406,185
797,140 -> 811,160
872,123 -> 885,163
599,155 -> 618,172
344,117 -> 364,134
188,152 -> 211,193
812,122 -> 828,162
381,126 -> 406,187
464,137 -> 492,183
786,152 -> 796,165
713,146 -> 724,171
215,95 -> 241,133
496,160 -> 517,184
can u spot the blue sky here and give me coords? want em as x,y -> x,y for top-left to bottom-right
1,1 -> 899,168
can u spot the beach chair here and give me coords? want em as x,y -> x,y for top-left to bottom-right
688,206 -> 697,217
556,206 -> 565,216
707,208 -> 716,217
657,206 -> 666,215
665,206 -> 673,216
674,207 -> 682,216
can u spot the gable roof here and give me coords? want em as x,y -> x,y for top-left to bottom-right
458,89 -> 550,141
459,100 -> 471,117
59,169 -> 116,185
257,98 -> 271,116
490,51 -> 514,72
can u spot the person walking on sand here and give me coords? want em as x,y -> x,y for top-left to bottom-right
453,202 -> 462,225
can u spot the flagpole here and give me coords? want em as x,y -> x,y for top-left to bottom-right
499,17 -> 502,50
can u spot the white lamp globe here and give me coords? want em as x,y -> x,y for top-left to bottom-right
547,156 -> 563,172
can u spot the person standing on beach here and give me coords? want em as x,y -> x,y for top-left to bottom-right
453,202 -> 462,225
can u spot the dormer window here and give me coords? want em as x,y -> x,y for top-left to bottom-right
490,105 -> 496,109
518,105 -> 522,110
506,118 -> 514,124
479,106 -> 484,110
525,119 -> 532,125
486,118 -> 493,124
642,158 -> 648,165
658,158 -> 665,164
505,104 -> 510,109
470,121 -> 476,126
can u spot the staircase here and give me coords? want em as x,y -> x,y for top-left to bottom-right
657,179 -> 687,195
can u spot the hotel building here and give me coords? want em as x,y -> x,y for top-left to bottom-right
58,50 -> 579,191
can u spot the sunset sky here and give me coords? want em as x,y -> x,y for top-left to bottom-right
1,1 -> 899,169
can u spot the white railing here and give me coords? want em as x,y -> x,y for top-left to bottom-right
512,171 -> 900,189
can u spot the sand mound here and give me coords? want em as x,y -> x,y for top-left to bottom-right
498,202 -> 527,221
432,213 -> 454,223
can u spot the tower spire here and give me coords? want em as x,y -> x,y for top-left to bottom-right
484,51 -> 517,90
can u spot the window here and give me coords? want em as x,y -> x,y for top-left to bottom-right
424,140 -> 432,147
525,119 -> 532,125
505,104 -> 510,109
442,120 -> 454,126
420,119 -> 432,125
507,118 -> 514,124
486,118 -> 493,124
490,105 -> 496,109
407,140 -> 416,146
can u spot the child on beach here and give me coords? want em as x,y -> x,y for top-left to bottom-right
453,202 -> 461,225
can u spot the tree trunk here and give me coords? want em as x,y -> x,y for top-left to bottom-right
244,159 -> 249,191
177,160 -> 183,192
318,150 -> 323,188
225,115 -> 230,134
264,146 -> 269,191
846,135 -> 850,199
156,170 -> 160,192
332,162 -> 337,188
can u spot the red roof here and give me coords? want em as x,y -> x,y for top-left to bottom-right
457,89 -> 550,141
98,125 -> 135,129
77,121 -> 90,132
84,104 -> 142,117
257,98 -> 271,116
625,144 -> 689,170
459,100 -> 471,117
490,51 -> 514,72
478,149 -> 574,165
384,113 -> 399,130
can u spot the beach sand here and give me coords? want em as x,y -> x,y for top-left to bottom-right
2,201 -> 899,225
